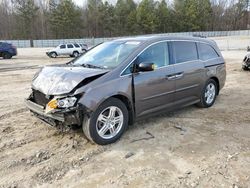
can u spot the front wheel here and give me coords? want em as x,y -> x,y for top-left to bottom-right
197,79 -> 218,108
49,52 -> 57,58
82,98 -> 128,145
3,52 -> 12,59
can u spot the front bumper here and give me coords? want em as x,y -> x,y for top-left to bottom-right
25,99 -> 82,127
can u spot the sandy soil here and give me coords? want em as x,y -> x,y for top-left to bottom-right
0,48 -> 249,188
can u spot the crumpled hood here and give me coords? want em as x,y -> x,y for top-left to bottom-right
32,65 -> 108,95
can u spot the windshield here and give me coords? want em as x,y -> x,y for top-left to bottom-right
73,41 -> 141,69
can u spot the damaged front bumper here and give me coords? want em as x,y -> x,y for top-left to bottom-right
25,99 -> 84,127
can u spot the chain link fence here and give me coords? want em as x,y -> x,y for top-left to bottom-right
1,30 -> 250,50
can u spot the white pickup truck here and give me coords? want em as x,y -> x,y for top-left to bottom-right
46,43 -> 88,58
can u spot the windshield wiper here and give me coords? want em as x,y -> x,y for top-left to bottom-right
80,63 -> 106,69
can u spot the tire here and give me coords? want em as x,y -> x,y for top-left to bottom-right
242,65 -> 249,71
49,52 -> 57,58
197,79 -> 218,108
73,51 -> 79,57
82,98 -> 129,145
3,52 -> 12,59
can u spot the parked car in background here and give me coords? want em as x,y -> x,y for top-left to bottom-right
242,53 -> 250,70
79,43 -> 88,52
0,42 -> 17,59
46,43 -> 84,58
26,36 -> 226,145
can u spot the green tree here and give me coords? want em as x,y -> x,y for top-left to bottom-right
98,2 -> 115,37
49,0 -> 82,38
15,0 -> 39,39
173,0 -> 212,32
136,0 -> 158,34
155,0 -> 171,33
86,0 -> 103,37
115,0 -> 137,36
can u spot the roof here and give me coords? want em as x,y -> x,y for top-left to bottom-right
113,35 -> 215,45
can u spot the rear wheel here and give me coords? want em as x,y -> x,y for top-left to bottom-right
82,98 -> 128,145
49,52 -> 57,58
73,51 -> 79,57
197,79 -> 218,108
3,52 -> 12,59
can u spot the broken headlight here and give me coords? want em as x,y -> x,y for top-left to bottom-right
57,97 -> 77,108
47,97 -> 77,109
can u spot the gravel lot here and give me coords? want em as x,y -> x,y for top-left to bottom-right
0,48 -> 249,188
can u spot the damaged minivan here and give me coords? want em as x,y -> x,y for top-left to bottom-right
25,36 -> 226,145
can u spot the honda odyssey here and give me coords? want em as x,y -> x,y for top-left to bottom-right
25,36 -> 226,145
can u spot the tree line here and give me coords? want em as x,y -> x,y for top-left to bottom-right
0,0 -> 249,40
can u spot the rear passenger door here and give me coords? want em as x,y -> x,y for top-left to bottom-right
67,44 -> 74,54
171,41 -> 205,105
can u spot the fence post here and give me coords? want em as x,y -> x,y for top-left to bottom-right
30,40 -> 34,47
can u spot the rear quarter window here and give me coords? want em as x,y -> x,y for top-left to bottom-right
199,43 -> 220,61
173,41 -> 198,64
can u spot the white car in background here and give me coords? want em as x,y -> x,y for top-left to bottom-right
46,43 -> 88,58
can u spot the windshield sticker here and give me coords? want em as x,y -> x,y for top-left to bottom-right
125,41 -> 140,45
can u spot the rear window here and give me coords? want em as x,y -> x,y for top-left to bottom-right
173,41 -> 198,64
74,43 -> 80,48
199,43 -> 219,61
67,44 -> 74,48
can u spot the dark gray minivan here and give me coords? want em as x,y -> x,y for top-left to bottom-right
25,36 -> 226,145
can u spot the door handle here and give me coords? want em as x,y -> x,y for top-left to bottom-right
166,72 -> 184,80
166,74 -> 176,80
175,72 -> 184,79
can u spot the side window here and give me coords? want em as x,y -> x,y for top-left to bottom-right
137,42 -> 169,69
173,41 -> 198,64
67,44 -> 74,48
74,43 -> 80,48
121,42 -> 169,76
60,45 -> 66,49
199,43 -> 219,61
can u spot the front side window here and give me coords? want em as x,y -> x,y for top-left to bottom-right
67,44 -> 74,48
199,43 -> 219,61
136,42 -> 169,69
73,41 -> 140,69
60,45 -> 66,49
122,42 -> 169,75
173,41 -> 198,64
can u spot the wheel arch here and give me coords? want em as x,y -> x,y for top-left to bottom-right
112,94 -> 134,125
50,51 -> 58,55
209,76 -> 220,95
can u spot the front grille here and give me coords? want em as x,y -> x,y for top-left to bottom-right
32,89 -> 51,107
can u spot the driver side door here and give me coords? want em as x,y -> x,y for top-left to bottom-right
133,42 -> 176,117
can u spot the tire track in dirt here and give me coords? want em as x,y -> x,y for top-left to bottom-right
0,108 -> 28,121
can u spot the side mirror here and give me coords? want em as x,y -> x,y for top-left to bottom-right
138,62 -> 155,72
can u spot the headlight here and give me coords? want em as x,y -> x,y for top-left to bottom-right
47,97 -> 77,109
57,97 -> 77,108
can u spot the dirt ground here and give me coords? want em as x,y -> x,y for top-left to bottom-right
0,48 -> 249,188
